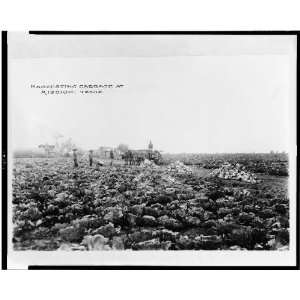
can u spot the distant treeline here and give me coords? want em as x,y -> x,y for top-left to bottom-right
14,150 -> 48,158
162,152 -> 288,164
13,149 -> 118,159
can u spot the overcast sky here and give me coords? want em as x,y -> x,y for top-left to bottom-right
9,34 -> 295,153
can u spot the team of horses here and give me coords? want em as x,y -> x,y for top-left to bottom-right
121,150 -> 162,165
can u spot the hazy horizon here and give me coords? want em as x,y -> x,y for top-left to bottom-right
13,145 -> 288,155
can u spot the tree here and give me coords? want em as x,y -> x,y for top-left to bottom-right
59,138 -> 77,155
117,143 -> 129,153
53,133 -> 64,150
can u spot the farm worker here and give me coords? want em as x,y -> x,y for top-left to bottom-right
89,150 -> 93,167
110,149 -> 114,166
128,150 -> 133,165
72,149 -> 78,167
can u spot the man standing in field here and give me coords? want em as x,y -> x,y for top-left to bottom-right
110,149 -> 114,166
128,150 -> 133,165
73,149 -> 78,168
89,150 -> 93,167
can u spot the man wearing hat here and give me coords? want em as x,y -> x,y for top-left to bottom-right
89,150 -> 93,167
110,149 -> 114,166
73,149 -> 78,167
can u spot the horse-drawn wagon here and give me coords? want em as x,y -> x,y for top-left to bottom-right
122,149 -> 162,165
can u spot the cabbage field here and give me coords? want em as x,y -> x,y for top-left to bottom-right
12,155 -> 289,251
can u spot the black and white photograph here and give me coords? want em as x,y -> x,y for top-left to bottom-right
3,32 -> 298,268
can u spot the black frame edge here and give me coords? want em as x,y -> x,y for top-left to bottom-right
1,30 -> 8,270
28,265 -> 299,270
29,30 -> 299,35
296,34 -> 299,270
